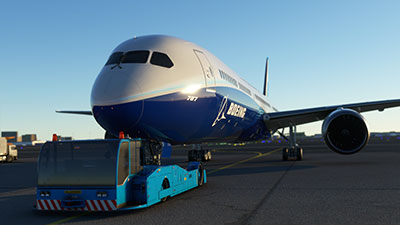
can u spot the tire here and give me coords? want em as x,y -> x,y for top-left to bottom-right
296,147 -> 303,161
198,163 -> 204,186
161,178 -> 170,202
204,151 -> 209,161
6,155 -> 13,163
282,148 -> 289,161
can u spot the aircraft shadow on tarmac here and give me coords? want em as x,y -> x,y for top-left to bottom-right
207,164 -> 316,177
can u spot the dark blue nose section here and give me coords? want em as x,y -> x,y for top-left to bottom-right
92,100 -> 144,136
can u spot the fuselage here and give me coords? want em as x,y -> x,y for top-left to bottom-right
91,35 -> 277,144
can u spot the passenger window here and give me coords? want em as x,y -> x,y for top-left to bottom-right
105,52 -> 123,65
122,51 -> 149,64
117,142 -> 129,185
150,52 -> 174,68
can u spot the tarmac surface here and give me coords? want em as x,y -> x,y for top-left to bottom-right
1,140 -> 400,225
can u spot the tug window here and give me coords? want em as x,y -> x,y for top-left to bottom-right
122,51 -> 150,64
130,141 -> 142,175
117,142 -> 129,185
150,52 -> 174,68
37,140 -> 119,186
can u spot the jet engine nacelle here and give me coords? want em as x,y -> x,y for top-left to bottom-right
322,108 -> 370,154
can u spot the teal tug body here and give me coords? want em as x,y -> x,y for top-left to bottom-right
35,138 -> 205,211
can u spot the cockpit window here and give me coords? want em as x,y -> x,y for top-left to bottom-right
105,52 -> 123,65
105,51 -> 149,66
150,52 -> 174,68
122,51 -> 150,64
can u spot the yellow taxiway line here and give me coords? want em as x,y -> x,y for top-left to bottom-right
207,148 -> 281,175
47,148 -> 280,225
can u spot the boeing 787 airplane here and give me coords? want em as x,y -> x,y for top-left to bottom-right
58,35 -> 400,161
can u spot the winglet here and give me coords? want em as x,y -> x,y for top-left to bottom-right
263,57 -> 269,96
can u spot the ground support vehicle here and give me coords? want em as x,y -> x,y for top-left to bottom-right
0,137 -> 18,162
35,138 -> 206,211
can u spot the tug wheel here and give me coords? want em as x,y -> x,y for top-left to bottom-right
161,178 -> 170,202
198,163 -> 204,186
6,155 -> 13,163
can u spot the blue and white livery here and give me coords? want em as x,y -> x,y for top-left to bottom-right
58,35 -> 400,159
90,35 -> 272,144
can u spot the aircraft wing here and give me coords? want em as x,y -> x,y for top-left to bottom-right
263,99 -> 400,130
56,110 -> 93,115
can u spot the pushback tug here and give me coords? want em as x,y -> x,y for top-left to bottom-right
35,133 -> 205,211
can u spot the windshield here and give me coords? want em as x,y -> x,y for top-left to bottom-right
150,52 -> 174,68
105,51 -> 150,66
122,51 -> 149,63
105,52 -> 123,65
37,140 -> 120,186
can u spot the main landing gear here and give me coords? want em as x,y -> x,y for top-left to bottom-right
188,145 -> 212,162
278,126 -> 303,161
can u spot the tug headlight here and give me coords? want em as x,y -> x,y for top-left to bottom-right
40,191 -> 51,197
96,191 -> 108,198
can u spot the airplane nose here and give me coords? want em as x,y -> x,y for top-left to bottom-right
92,100 -> 144,136
91,65 -> 147,136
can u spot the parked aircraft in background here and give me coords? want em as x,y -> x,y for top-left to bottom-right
58,35 -> 400,160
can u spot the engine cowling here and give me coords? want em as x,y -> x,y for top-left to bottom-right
322,108 -> 370,154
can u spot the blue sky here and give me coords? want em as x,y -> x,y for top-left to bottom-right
0,0 -> 399,140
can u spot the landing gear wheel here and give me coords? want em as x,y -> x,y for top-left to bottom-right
161,178 -> 170,202
202,150 -> 212,161
198,163 -> 204,187
282,148 -> 289,161
202,152 -> 208,161
189,150 -> 211,162
6,155 -> 13,163
279,125 -> 304,161
296,147 -> 303,161
201,150 -> 210,162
